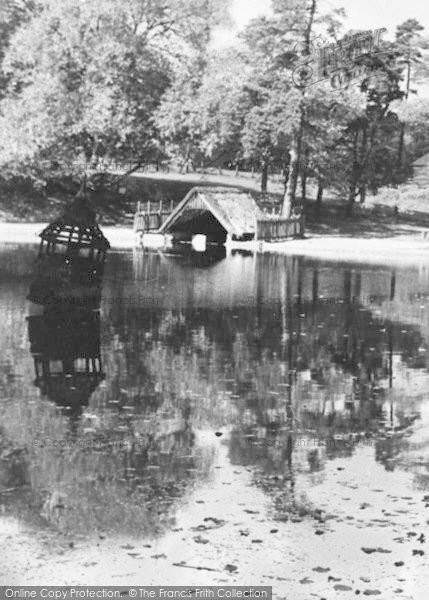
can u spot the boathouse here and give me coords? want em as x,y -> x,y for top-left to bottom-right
158,186 -> 261,244
134,185 -> 305,245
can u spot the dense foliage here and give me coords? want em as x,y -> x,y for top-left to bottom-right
0,0 -> 429,215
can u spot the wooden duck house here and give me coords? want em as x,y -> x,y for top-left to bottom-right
28,196 -> 110,308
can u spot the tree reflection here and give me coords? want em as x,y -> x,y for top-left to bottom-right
1,245 -> 429,535
100,252 -> 429,519
20,243 -> 212,535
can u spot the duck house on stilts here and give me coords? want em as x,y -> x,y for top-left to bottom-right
28,196 -> 110,309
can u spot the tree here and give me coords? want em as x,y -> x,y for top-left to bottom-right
239,0 -> 347,213
396,98 -> 429,162
281,0 -> 318,217
155,49 -> 248,174
305,35 -> 404,215
0,0 -> 228,184
394,19 -> 426,172
0,0 -> 37,98
239,78 -> 291,192
300,86 -> 361,210
153,56 -> 206,173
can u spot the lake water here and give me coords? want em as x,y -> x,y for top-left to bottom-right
1,243 -> 429,597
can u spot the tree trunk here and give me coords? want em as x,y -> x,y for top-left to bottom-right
282,126 -> 302,217
316,181 -> 323,212
261,160 -> 268,192
397,57 -> 411,172
359,186 -> 366,204
346,129 -> 360,217
281,0 -> 316,218
283,161 -> 290,191
301,149 -> 309,201
397,122 -> 405,172
301,170 -> 307,201
346,183 -> 356,217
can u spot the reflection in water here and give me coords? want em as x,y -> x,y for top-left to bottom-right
162,244 -> 227,267
0,246 -> 429,536
27,214 -> 109,415
27,310 -> 104,419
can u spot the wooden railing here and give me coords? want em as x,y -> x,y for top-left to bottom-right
133,200 -> 173,233
256,214 -> 305,241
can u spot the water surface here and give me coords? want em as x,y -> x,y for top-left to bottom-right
0,244 -> 428,597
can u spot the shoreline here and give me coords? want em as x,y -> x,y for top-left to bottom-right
249,233 -> 429,264
2,222 -> 429,265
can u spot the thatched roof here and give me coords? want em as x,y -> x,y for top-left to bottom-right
412,152 -> 429,168
159,186 -> 262,237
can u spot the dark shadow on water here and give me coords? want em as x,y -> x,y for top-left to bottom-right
27,309 -> 104,421
159,243 -> 227,267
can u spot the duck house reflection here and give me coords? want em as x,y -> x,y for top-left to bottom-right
27,309 -> 104,416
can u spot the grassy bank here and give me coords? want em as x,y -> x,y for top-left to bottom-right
1,171 -> 429,238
